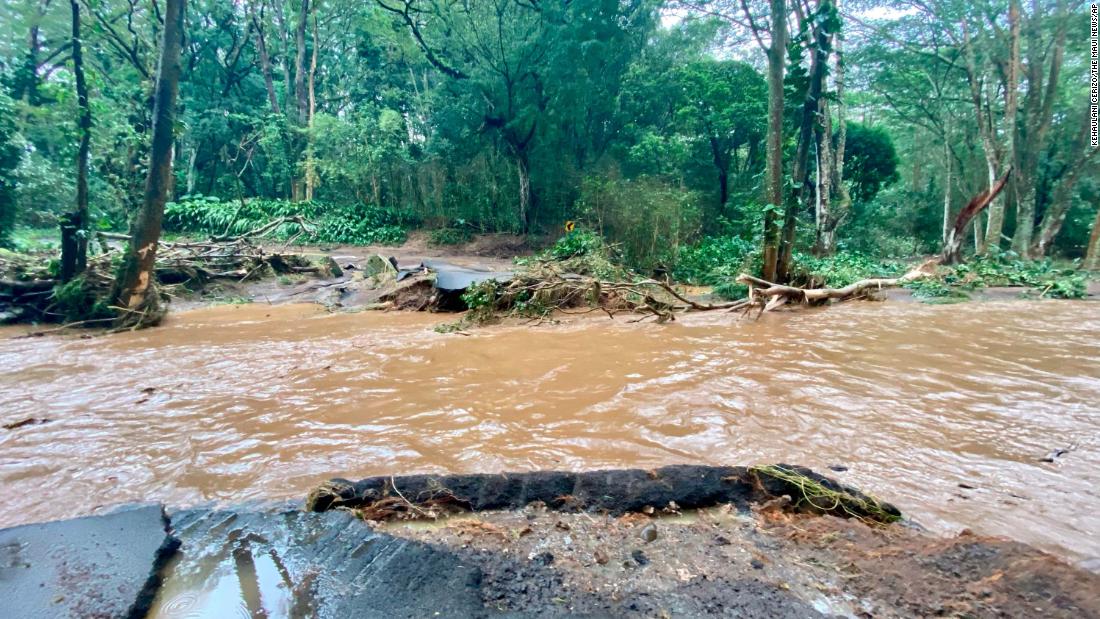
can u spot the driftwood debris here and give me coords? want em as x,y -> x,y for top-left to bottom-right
2,217 -> 321,326
736,259 -> 939,312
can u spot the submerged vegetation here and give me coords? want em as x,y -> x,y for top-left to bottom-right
750,465 -> 902,525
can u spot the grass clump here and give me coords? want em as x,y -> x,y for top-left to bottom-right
751,464 -> 902,525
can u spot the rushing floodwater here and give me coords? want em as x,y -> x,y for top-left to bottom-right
1,300 -> 1098,562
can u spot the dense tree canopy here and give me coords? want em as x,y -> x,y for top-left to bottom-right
0,0 -> 1097,273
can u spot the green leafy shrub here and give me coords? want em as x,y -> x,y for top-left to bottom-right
951,252 -> 1087,299
900,251 -> 1088,300
788,252 -> 905,288
515,229 -> 630,281
429,226 -> 473,246
673,236 -> 757,285
164,196 -> 417,246
576,176 -> 703,273
50,275 -> 114,323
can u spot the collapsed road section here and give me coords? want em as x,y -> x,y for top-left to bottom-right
1,466 -> 1097,618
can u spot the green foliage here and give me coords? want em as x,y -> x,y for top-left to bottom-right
673,236 -> 757,285
164,196 -> 415,246
519,229 -> 630,281
576,176 -> 702,272
547,229 -> 606,260
903,252 -> 1088,300
904,278 -> 970,302
843,123 -> 900,205
1,0 -> 1095,282
428,225 -> 473,246
951,253 -> 1088,299
789,252 -> 905,287
50,275 -> 113,323
0,92 -> 23,247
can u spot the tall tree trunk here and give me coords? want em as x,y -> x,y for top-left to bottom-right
778,0 -> 833,281
289,0 -> 310,201
960,22 -> 1004,254
761,0 -> 787,283
294,0 -> 309,126
813,101 -> 833,256
941,120 -> 952,248
110,0 -> 186,321
1030,118 -> 1097,256
1001,0 -> 1026,255
1085,206 -> 1100,271
251,1 -> 281,115
816,26 -> 849,257
303,5 -> 318,201
515,149 -> 531,234
1012,0 -> 1067,257
61,0 -> 91,281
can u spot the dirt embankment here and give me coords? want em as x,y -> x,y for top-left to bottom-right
381,505 -> 1099,618
303,466 -> 1100,617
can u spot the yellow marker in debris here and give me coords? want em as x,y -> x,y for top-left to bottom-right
564,220 -> 575,233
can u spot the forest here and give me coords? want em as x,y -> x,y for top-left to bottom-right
0,0 -> 1097,324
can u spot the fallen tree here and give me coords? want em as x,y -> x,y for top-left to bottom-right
942,169 -> 1012,264
736,259 -> 939,312
1,217 -> 327,328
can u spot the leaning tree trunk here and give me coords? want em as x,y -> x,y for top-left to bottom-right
110,0 -> 185,323
943,170 -> 1011,264
61,0 -> 91,282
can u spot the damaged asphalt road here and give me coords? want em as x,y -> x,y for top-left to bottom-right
1,467 -> 1098,618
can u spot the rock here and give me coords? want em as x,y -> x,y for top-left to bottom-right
751,558 -> 765,570
640,523 -> 658,543
364,254 -> 399,279
632,549 -> 649,566
828,464 -> 848,472
0,504 -> 179,619
322,256 -> 343,278
594,549 -> 610,565
532,551 -> 555,566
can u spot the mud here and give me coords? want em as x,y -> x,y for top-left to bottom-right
385,505 -> 1100,617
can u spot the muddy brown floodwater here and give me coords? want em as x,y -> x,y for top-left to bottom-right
1,300 -> 1098,564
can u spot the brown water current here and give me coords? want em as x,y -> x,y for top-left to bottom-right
1,301 -> 1098,562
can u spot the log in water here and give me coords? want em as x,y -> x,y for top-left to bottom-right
0,300 -> 1097,561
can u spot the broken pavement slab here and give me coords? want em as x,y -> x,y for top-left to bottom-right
0,504 -> 179,619
419,259 -> 514,292
153,508 -> 487,618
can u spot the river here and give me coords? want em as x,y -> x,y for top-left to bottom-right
1,299 -> 1097,562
